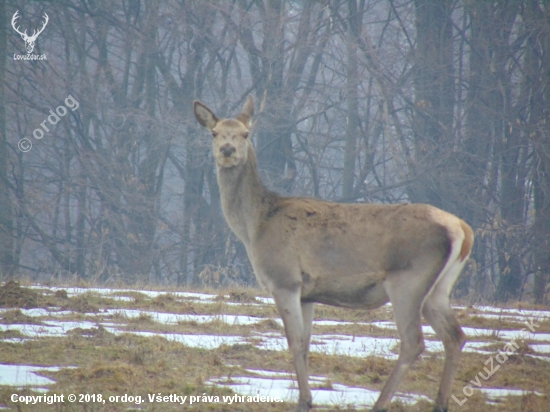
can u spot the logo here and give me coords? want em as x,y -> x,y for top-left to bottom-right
12,10 -> 48,60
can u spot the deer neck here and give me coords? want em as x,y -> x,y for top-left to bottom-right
216,145 -> 276,246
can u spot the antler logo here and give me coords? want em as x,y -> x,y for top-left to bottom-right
11,10 -> 49,55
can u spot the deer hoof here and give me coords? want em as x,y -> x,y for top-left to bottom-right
295,400 -> 312,411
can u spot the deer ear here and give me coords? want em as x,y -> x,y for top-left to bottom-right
194,101 -> 218,130
236,95 -> 254,128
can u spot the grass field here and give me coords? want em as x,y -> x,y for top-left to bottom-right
0,280 -> 549,411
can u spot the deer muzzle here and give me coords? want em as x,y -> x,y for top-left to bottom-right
220,144 -> 236,157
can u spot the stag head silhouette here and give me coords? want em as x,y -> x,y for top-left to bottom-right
11,11 -> 49,55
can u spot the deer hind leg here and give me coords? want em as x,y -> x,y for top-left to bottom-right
301,302 -> 315,358
372,270 -> 434,412
422,259 -> 468,412
272,287 -> 312,412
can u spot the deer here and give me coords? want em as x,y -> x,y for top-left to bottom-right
11,11 -> 49,55
193,95 -> 474,412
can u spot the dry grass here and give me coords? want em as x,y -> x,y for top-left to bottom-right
0,332 -> 287,411
0,281 -> 45,308
0,309 -> 43,325
0,282 -> 549,411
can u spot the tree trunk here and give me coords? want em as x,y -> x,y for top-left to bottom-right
75,167 -> 86,278
0,0 -> 15,277
410,0 -> 455,209
533,155 -> 550,304
490,2 -> 525,302
525,0 -> 550,304
341,1 -> 363,200
255,0 -> 292,192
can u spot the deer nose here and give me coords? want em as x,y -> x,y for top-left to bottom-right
220,144 -> 236,157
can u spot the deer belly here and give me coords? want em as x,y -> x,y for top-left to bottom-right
300,273 -> 389,309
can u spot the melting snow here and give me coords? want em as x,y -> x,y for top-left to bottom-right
29,285 -> 221,302
473,306 -> 550,320
104,309 -> 268,326
207,368 -> 430,408
370,321 -> 550,342
0,364 -> 58,387
0,308 -> 73,317
477,387 -> 544,404
0,321 -> 99,338
103,327 -> 247,349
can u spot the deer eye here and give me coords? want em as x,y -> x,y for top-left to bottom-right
211,131 -> 218,138
243,132 -> 249,139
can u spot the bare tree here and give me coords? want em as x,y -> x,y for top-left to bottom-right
1,0 -> 548,302
524,0 -> 550,304
0,0 -> 16,277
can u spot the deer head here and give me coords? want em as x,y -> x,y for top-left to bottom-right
194,95 -> 255,168
12,11 -> 49,55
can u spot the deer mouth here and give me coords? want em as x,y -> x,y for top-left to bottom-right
215,153 -> 241,168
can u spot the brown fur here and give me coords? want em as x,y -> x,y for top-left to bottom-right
193,96 -> 474,412
459,220 -> 474,261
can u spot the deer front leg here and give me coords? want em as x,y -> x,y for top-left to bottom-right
272,287 -> 312,412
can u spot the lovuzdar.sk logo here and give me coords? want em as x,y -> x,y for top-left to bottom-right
12,10 -> 49,61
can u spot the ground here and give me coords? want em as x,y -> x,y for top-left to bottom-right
0,280 -> 549,411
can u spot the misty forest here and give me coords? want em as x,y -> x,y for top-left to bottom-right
0,0 -> 549,305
